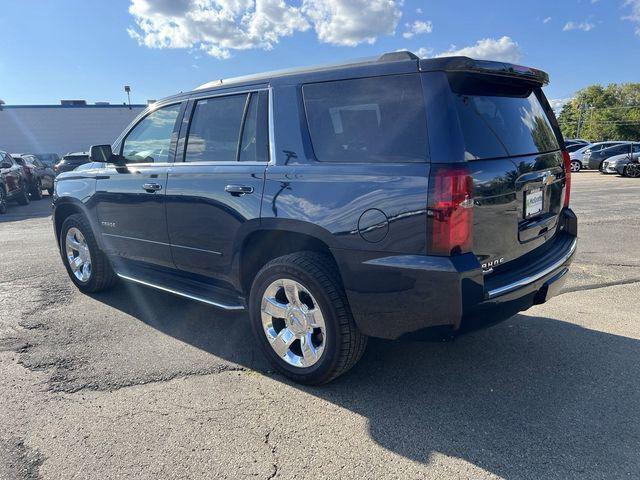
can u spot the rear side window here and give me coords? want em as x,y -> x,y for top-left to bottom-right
606,144 -> 630,155
450,74 -> 559,160
303,74 -> 429,163
566,143 -> 583,153
185,94 -> 247,162
184,91 -> 269,163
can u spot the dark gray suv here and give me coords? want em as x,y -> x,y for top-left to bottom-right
52,52 -> 577,384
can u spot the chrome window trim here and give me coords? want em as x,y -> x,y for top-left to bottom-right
268,87 -> 276,166
179,87 -> 275,166
168,160 -> 269,167
486,237 -> 577,299
186,86 -> 268,102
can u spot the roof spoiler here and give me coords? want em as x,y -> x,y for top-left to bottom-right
419,56 -> 549,86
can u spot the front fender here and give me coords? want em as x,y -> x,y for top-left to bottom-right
53,175 -> 101,248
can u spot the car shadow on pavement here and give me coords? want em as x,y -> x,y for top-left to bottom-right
92,281 -> 640,478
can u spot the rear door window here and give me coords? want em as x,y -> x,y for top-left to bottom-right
302,74 -> 428,163
184,94 -> 247,163
449,74 -> 559,160
604,144 -> 628,156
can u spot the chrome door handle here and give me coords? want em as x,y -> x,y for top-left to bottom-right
142,182 -> 162,192
225,185 -> 254,196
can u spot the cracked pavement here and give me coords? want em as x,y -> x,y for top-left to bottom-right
1,173 -> 639,479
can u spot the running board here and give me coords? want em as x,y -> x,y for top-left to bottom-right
116,273 -> 246,311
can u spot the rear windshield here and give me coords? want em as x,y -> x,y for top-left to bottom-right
63,156 -> 89,164
449,74 -> 560,160
303,74 -> 428,163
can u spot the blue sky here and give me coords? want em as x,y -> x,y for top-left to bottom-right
1,0 -> 638,107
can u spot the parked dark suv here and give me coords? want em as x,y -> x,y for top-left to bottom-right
52,53 -> 577,384
0,151 -> 31,212
53,152 -> 90,175
584,142 -> 635,170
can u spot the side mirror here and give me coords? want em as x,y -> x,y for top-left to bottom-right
89,144 -> 114,163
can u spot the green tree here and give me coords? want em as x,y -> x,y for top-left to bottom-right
557,83 -> 640,141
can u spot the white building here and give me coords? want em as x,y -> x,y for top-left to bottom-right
0,101 -> 146,156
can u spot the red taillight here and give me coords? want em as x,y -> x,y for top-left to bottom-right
427,164 -> 474,256
562,150 -> 571,207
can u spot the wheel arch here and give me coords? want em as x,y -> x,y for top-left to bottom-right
238,224 -> 338,295
53,199 -> 102,248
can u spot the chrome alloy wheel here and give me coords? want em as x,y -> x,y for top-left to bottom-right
65,227 -> 92,282
261,279 -> 326,368
570,160 -> 581,172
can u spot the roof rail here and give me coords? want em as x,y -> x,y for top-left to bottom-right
195,51 -> 420,91
378,51 -> 419,62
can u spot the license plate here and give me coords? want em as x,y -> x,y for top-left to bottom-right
525,188 -> 543,218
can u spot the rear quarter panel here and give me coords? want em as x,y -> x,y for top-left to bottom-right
263,83 -> 429,255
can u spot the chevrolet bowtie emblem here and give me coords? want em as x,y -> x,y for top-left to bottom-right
542,171 -> 555,186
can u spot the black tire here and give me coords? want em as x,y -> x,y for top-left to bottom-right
570,160 -> 581,173
0,186 -> 7,214
30,179 -> 43,200
626,165 -> 640,178
16,182 -> 30,206
60,213 -> 117,292
249,251 -> 367,385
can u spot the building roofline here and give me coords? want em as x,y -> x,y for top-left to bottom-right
0,104 -> 147,109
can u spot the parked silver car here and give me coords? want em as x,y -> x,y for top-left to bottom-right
569,141 -> 626,171
601,152 -> 640,174
585,142 -> 638,170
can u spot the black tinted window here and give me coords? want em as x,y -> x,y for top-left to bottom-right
185,94 -> 247,162
566,143 -> 584,153
239,91 -> 269,162
606,144 -> 629,155
450,76 -> 559,160
122,104 -> 181,164
64,156 -> 89,165
303,75 -> 428,163
594,144 -> 616,152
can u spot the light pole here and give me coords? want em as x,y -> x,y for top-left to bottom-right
124,85 -> 131,109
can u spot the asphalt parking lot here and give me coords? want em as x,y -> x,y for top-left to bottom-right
1,172 -> 639,479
